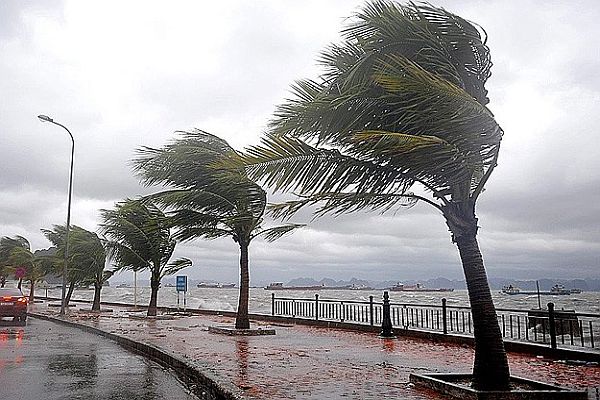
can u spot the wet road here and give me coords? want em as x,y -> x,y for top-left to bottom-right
0,318 -> 197,400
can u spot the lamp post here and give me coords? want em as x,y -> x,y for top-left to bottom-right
38,115 -> 74,316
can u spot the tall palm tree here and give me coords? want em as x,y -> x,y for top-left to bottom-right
100,199 -> 191,317
133,130 -> 301,329
239,1 -> 508,390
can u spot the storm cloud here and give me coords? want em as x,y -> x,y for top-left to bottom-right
1,0 -> 598,284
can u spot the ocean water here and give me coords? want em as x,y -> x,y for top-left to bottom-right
40,286 -> 600,315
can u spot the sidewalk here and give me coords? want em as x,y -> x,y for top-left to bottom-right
31,301 -> 600,400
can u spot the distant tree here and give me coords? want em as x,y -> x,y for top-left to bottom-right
133,130 -> 302,329
0,237 -> 15,287
0,236 -> 30,288
42,225 -> 109,308
0,235 -> 53,301
100,199 -> 191,316
42,227 -> 77,304
68,227 -> 111,311
239,1 -> 509,390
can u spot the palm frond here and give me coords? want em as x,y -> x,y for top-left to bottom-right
100,199 -> 179,279
242,133 -> 414,196
133,129 -> 274,244
252,224 -> 305,242
244,0 -> 502,218
268,191 -> 420,220
162,257 -> 192,278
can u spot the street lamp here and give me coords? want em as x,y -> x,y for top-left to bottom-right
38,114 -> 74,316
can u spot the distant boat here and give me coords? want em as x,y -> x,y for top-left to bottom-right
197,282 -> 236,289
116,283 -> 130,288
550,284 -> 573,295
501,285 -> 521,295
569,288 -> 583,294
264,282 -> 325,290
389,283 -> 454,292
338,284 -> 374,291
501,284 -> 572,296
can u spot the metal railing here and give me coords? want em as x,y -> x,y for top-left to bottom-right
271,293 -> 599,351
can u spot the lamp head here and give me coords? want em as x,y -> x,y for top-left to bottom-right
38,115 -> 53,123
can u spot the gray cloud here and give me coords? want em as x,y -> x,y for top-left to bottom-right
1,0 -> 599,284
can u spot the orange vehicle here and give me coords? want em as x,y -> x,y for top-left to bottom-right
0,288 -> 28,325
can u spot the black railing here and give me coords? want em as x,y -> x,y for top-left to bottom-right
271,293 -> 599,351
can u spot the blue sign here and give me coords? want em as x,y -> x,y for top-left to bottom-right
176,276 -> 187,292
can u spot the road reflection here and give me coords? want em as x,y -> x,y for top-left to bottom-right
0,327 -> 26,372
0,319 -> 197,400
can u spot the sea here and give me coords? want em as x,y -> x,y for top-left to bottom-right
40,286 -> 600,315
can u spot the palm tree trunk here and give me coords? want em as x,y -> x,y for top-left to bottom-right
148,272 -> 160,317
92,282 -> 102,311
444,202 -> 510,390
456,234 -> 510,389
65,281 -> 75,306
235,240 -> 250,329
28,280 -> 35,303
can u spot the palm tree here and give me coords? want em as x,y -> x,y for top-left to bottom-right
67,227 -> 111,311
238,1 -> 509,390
0,237 -> 19,287
100,199 -> 191,317
0,236 -> 30,288
0,237 -> 16,287
133,130 -> 301,329
42,225 -> 99,306
0,235 -> 53,301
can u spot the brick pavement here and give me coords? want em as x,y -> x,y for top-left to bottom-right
30,302 -> 600,399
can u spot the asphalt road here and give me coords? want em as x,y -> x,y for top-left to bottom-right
0,318 -> 198,400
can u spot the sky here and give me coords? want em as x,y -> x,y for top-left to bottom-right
1,0 -> 599,285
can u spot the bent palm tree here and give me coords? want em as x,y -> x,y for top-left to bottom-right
0,236 -> 27,287
0,235 -> 53,301
0,237 -> 21,287
133,130 -> 301,329
240,1 -> 508,390
100,199 -> 191,316
68,227 -> 110,311
42,225 -> 102,306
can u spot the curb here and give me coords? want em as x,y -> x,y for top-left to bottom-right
30,312 -> 244,400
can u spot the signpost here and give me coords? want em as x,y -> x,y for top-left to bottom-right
176,275 -> 187,311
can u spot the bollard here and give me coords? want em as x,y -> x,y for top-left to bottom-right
271,293 -> 275,316
369,295 -> 374,326
442,298 -> 448,334
548,302 -> 557,349
380,291 -> 394,337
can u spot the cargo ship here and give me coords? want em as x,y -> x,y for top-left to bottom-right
389,283 -> 454,292
501,284 -> 579,296
197,282 -> 236,289
338,284 -> 374,291
264,282 -> 325,290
